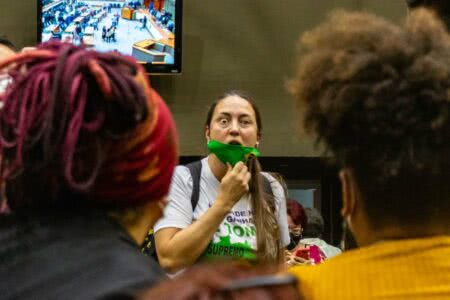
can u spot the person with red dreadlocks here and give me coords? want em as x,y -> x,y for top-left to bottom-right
0,41 -> 178,300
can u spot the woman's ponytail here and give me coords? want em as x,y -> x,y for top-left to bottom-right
247,155 -> 282,264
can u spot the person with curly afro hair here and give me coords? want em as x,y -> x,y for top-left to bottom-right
406,0 -> 450,28
287,8 -> 450,300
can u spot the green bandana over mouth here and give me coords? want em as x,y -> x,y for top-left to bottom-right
207,140 -> 260,166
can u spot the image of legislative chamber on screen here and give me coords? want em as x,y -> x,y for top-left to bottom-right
41,0 -> 176,64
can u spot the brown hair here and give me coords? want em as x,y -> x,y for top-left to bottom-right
206,91 -> 282,263
289,9 -> 450,229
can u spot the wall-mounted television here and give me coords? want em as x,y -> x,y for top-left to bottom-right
38,0 -> 182,74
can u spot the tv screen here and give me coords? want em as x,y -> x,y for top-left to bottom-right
38,0 -> 182,74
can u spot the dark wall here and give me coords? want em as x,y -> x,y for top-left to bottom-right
0,0 -> 407,156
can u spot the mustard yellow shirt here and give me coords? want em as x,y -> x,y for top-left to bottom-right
288,236 -> 450,300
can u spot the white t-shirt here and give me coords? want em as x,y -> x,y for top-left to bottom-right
154,158 -> 290,261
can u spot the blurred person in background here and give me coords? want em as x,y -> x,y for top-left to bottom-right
286,199 -> 307,251
285,199 -> 310,266
300,207 -> 341,259
285,201 -> 341,266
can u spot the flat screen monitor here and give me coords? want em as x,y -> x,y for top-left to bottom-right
287,180 -> 322,211
38,0 -> 182,74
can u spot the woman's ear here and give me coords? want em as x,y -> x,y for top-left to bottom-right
255,133 -> 261,148
205,126 -> 211,142
339,169 -> 357,219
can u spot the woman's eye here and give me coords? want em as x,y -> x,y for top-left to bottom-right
240,119 -> 251,126
219,118 -> 229,126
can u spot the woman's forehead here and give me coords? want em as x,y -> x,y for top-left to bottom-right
214,96 -> 256,117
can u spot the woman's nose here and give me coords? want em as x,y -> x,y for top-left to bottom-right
229,120 -> 240,134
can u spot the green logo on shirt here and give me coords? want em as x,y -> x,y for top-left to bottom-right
203,234 -> 256,260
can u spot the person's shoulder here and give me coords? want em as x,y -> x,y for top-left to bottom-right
102,244 -> 166,279
65,254 -> 165,300
174,164 -> 190,174
170,161 -> 208,192
78,231 -> 167,290
0,215 -> 166,299
260,171 -> 274,181
184,158 -> 209,180
261,172 -> 284,198
261,172 -> 282,187
172,164 -> 192,182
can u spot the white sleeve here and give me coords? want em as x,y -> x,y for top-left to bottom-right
275,185 -> 290,247
153,166 -> 194,232
263,173 -> 290,247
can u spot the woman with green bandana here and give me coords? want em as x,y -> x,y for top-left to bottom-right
154,91 -> 290,272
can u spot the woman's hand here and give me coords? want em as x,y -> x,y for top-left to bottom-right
287,255 -> 313,266
216,162 -> 251,210
285,249 -> 314,267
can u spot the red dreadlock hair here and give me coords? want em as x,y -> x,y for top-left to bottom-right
0,41 -> 177,211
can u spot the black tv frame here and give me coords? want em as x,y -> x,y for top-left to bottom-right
37,0 -> 183,74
